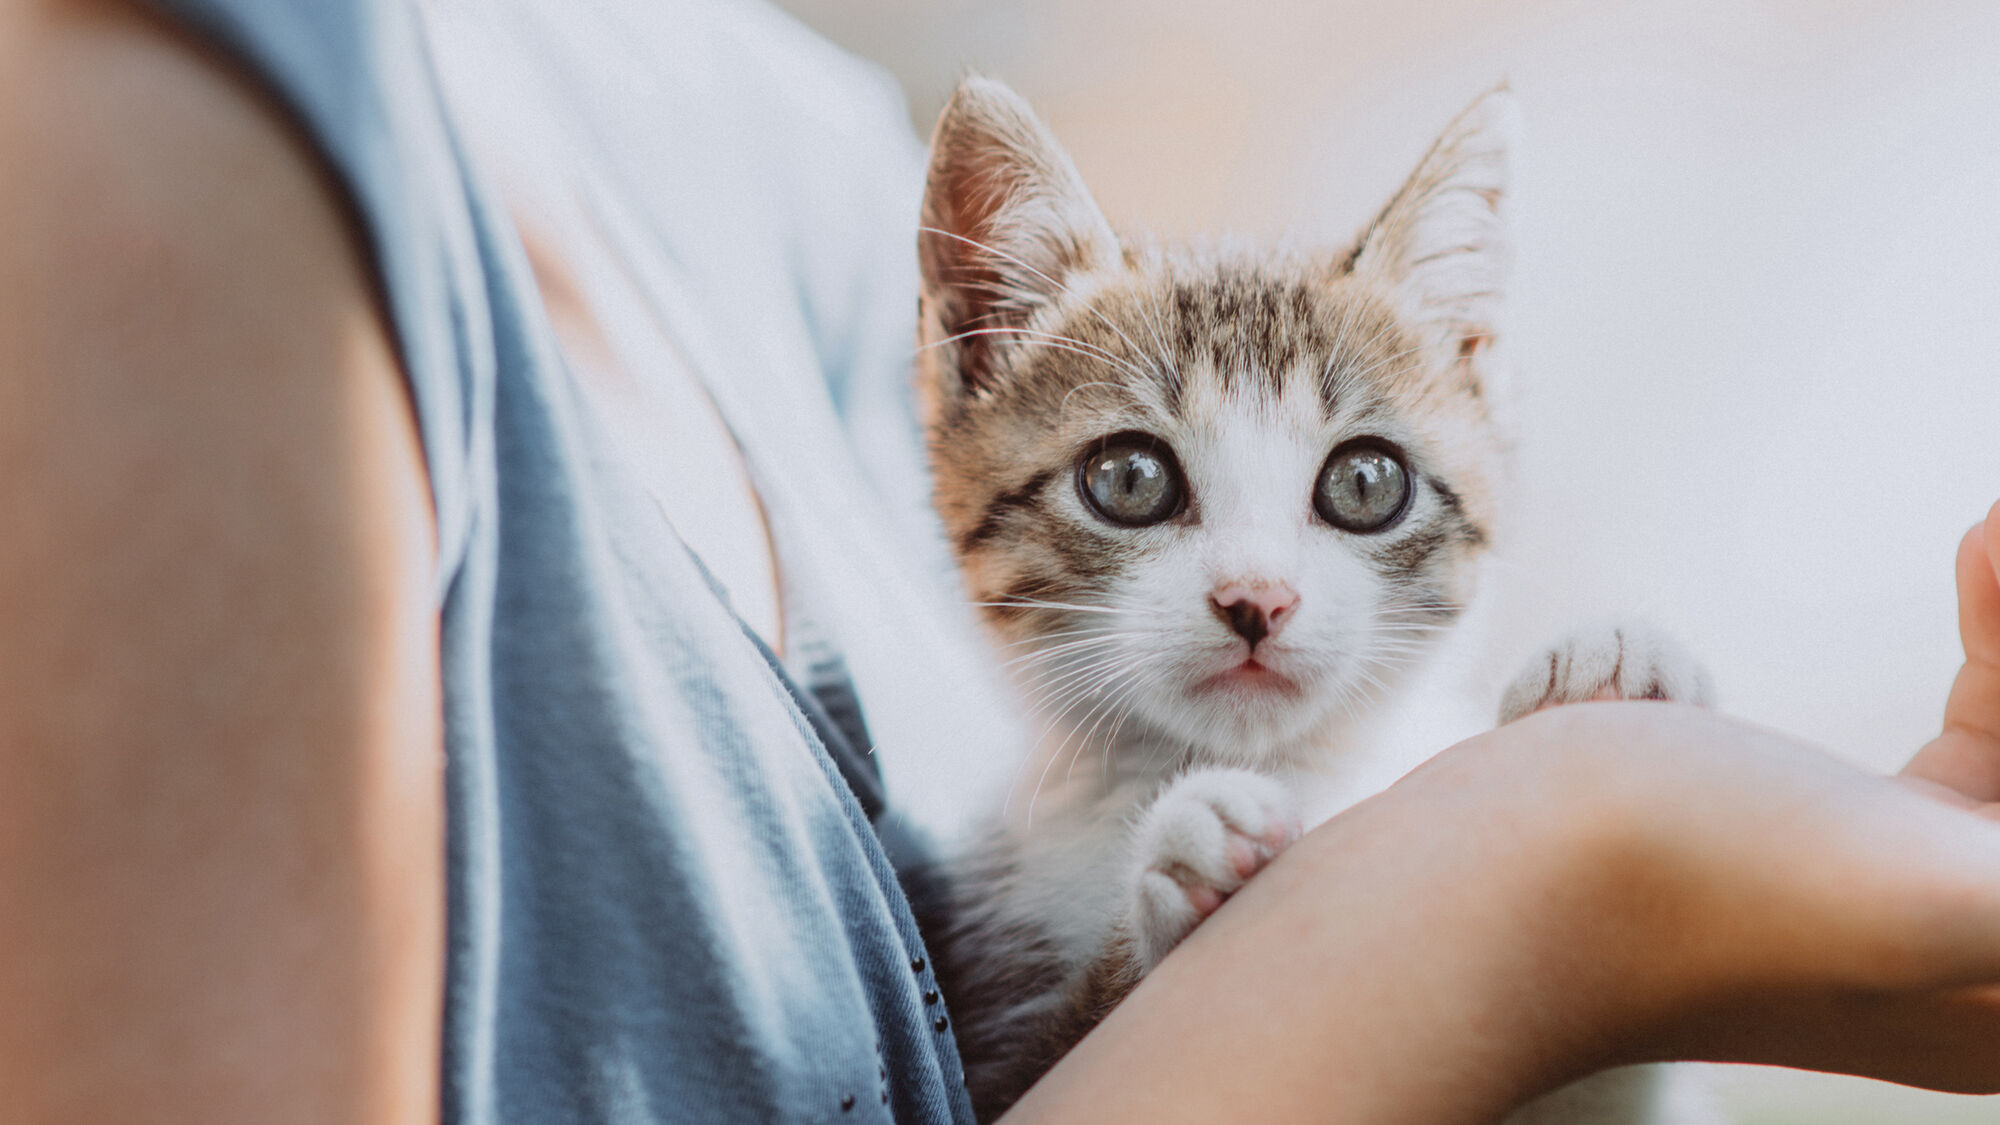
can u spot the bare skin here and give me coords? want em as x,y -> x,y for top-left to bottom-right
0,1 -> 440,1121
6,2 -> 2000,1123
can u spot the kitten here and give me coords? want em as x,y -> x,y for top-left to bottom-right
912,77 -> 1709,1122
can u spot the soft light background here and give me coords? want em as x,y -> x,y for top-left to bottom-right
770,0 -> 2000,1120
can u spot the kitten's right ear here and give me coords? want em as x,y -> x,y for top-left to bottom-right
919,77 -> 1119,403
1350,87 -> 1514,377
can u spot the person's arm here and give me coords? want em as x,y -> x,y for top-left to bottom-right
0,2 -> 442,1121
1005,510 -> 2000,1123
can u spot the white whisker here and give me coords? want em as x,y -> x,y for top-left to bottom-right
918,224 -> 1162,373
921,328 -> 1156,385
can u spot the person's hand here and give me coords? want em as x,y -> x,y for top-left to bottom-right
1007,503 -> 2000,1125
1429,501 -> 2000,1101
1664,499 -> 2000,1089
1448,501 -> 2000,1099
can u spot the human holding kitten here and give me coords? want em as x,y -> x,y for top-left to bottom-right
5,4 -> 2000,1122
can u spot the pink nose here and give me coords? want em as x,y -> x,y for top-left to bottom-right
1208,581 -> 1300,648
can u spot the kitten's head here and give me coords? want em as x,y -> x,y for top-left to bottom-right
919,78 -> 1512,764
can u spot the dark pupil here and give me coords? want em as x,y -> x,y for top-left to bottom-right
1349,459 -> 1386,508
1090,449 -> 1169,521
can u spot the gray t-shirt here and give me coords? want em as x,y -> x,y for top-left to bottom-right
146,0 -> 1004,1120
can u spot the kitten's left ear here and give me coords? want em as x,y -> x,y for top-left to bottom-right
1351,86 -> 1514,370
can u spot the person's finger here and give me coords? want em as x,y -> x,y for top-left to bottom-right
1902,512 -> 2000,801
1971,502 -> 2000,665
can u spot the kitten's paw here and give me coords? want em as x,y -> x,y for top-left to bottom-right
1127,768 -> 1299,970
1499,622 -> 1713,725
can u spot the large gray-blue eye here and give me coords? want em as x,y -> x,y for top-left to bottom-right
1314,440 -> 1410,532
1077,434 -> 1185,527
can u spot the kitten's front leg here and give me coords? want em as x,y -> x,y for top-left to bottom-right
1499,623 -> 1712,724
935,772 -> 1298,1120
1127,767 -> 1301,971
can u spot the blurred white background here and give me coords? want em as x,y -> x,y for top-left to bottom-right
770,1 -> 2000,1120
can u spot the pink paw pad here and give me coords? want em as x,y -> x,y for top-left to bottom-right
1130,768 -> 1302,970
1181,819 -> 1297,915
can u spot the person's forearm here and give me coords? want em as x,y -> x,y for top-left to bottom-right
1002,737 -> 1606,1124
0,3 -> 443,1120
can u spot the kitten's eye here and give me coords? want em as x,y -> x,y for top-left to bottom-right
1314,441 -> 1411,533
1077,434 -> 1185,527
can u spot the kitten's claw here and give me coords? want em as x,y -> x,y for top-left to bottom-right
1127,768 -> 1298,970
1499,622 -> 1713,725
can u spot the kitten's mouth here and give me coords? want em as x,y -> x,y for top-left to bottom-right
1191,657 -> 1300,697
